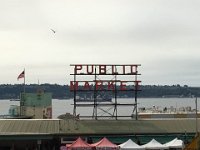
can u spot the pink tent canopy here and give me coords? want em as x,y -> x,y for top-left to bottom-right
67,137 -> 93,150
91,137 -> 119,150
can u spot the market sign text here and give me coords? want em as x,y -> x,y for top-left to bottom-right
70,64 -> 141,91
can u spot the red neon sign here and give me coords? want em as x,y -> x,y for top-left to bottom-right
72,64 -> 139,75
70,64 -> 141,91
70,80 -> 141,91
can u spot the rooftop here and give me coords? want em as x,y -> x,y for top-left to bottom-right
0,118 -> 198,136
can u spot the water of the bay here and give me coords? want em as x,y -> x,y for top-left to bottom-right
0,98 -> 199,118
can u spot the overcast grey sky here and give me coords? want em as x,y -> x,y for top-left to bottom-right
1,0 -> 200,86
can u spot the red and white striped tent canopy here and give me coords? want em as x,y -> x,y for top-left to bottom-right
91,137 -> 119,150
67,137 -> 93,150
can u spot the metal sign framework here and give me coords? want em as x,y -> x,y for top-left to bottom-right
70,64 -> 141,120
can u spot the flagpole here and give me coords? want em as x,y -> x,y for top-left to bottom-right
17,69 -> 25,116
22,68 -> 25,116
23,68 -> 25,93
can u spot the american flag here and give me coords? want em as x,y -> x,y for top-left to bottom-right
17,70 -> 25,80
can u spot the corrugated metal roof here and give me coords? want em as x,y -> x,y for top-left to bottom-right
0,119 -> 59,135
0,119 -> 198,136
78,119 -> 197,134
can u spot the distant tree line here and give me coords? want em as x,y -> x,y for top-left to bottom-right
0,84 -> 199,99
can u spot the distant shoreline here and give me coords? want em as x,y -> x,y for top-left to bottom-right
0,84 -> 199,99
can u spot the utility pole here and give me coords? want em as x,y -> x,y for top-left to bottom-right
195,97 -> 198,136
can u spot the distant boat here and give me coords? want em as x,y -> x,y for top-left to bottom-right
76,95 -> 112,102
10,99 -> 20,101
137,106 -> 200,119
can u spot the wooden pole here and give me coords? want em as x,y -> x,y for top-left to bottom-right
196,97 -> 198,135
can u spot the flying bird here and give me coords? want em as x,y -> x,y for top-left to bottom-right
51,29 -> 56,33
